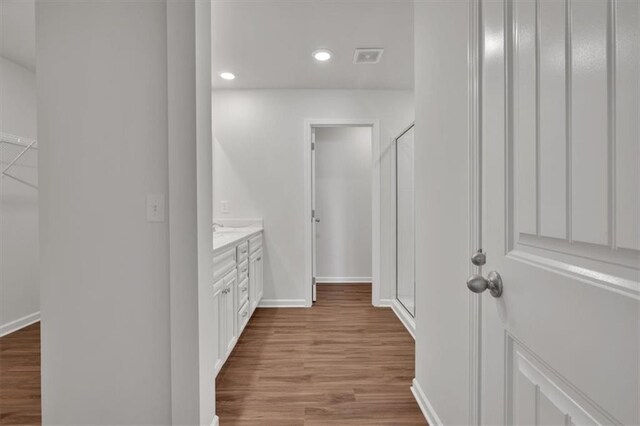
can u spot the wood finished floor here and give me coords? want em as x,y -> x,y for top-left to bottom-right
216,284 -> 425,425
0,323 -> 41,425
0,285 -> 424,425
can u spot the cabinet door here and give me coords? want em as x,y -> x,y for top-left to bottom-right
256,251 -> 263,304
224,277 -> 237,357
213,283 -> 225,374
249,253 -> 259,312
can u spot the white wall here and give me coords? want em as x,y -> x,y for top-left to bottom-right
212,89 -> 414,304
413,1 -> 472,425
36,2 -> 213,424
0,56 -> 39,336
315,126 -> 372,282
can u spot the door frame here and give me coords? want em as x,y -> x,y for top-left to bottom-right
303,119 -> 381,307
390,122 -> 417,337
468,0 -> 482,424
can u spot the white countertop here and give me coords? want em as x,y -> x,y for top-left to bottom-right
213,226 -> 263,253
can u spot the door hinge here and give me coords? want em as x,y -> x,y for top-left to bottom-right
311,141 -> 315,150
312,209 -> 316,220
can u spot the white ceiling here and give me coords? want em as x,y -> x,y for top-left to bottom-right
0,0 -> 36,71
211,1 -> 414,90
0,1 -> 414,87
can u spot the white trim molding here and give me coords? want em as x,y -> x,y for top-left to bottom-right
303,119 -> 381,308
257,299 -> 307,308
467,0 -> 482,424
211,415 -> 219,426
0,312 -> 40,337
315,277 -> 372,284
390,299 -> 415,339
376,298 -> 393,307
411,378 -> 443,426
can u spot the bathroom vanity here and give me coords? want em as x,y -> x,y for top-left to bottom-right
213,226 -> 263,374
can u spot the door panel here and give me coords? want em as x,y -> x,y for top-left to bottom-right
480,1 -> 639,425
615,1 -> 640,252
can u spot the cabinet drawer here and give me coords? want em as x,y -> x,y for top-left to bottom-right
238,300 -> 250,332
236,241 -> 249,262
238,277 -> 249,310
213,247 -> 236,282
237,259 -> 249,282
249,234 -> 262,254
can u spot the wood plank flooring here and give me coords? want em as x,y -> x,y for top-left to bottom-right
0,323 -> 41,425
0,285 -> 424,425
216,284 -> 425,425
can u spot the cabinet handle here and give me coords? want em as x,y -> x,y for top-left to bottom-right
242,287 -> 248,292
242,311 -> 248,317
242,268 -> 248,273
256,257 -> 262,261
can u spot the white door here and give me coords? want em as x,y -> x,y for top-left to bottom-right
311,127 -> 318,302
477,1 -> 639,425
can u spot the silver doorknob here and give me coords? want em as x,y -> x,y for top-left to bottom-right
466,271 -> 503,297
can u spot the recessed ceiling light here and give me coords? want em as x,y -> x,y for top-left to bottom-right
219,72 -> 236,80
312,49 -> 332,62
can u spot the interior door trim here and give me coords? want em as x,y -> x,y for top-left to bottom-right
303,119 -> 381,308
468,0 -> 483,425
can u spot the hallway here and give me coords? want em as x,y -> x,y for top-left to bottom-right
216,284 -> 424,425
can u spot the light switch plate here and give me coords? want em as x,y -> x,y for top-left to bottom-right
221,200 -> 229,214
147,194 -> 165,222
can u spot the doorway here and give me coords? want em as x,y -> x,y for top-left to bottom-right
304,119 -> 381,306
313,126 -> 372,300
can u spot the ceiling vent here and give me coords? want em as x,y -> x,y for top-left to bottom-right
353,48 -> 384,64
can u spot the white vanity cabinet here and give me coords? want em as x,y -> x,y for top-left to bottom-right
213,247 -> 238,372
213,229 -> 263,375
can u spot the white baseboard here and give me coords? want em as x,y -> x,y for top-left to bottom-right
315,277 -> 372,284
211,415 -> 219,426
391,299 -> 415,339
411,378 -> 443,426
257,299 -> 307,308
376,298 -> 393,307
0,312 -> 40,338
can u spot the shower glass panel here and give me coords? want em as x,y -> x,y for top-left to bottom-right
396,125 -> 415,317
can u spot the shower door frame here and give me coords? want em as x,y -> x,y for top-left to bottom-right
392,122 -> 416,338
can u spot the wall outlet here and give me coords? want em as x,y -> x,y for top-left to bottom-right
146,194 -> 165,222
221,200 -> 229,214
